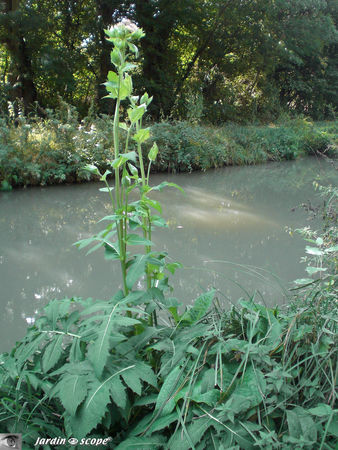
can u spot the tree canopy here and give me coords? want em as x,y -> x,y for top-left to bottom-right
0,0 -> 337,121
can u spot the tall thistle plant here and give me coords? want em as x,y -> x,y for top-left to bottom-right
76,20 -> 182,324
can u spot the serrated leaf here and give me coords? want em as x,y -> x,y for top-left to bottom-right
14,334 -> 44,369
44,298 -> 72,328
42,335 -> 64,372
56,373 -> 88,416
121,369 -> 142,395
70,377 -> 111,437
109,375 -> 127,409
135,361 -> 157,388
87,307 -> 119,378
151,215 -> 167,228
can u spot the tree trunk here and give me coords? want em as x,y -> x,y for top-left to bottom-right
1,0 -> 38,113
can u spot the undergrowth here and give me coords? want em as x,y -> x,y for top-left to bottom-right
0,108 -> 336,189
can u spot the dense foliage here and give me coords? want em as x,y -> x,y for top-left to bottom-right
0,19 -> 337,450
1,109 -> 336,189
0,0 -> 337,121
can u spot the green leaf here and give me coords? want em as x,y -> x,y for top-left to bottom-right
87,307 -> 121,378
99,186 -> 114,193
133,128 -> 150,144
148,142 -> 158,161
112,151 -> 137,168
140,92 -> 153,106
107,70 -> 118,84
126,254 -> 149,289
55,373 -> 88,416
127,42 -> 139,55
294,278 -> 314,285
42,335 -> 64,372
111,48 -> 122,66
14,334 -> 45,369
100,170 -> 112,182
122,63 -> 136,72
150,181 -> 184,193
119,122 -> 128,131
128,105 -> 146,124
128,163 -> 139,177
305,246 -> 324,256
70,376 -> 111,437
144,198 -> 162,213
73,236 -> 96,250
109,375 -> 127,409
308,403 -> 333,417
305,266 -> 327,275
44,298 -> 72,328
151,215 -> 168,228
125,234 -> 153,246
155,365 -> 183,416
115,436 -> 166,450
120,74 -> 133,100
146,412 -> 178,434
286,407 -> 317,442
83,164 -> 100,176
135,361 -> 157,387
104,241 -> 120,260
121,369 -> 142,395
181,290 -> 215,324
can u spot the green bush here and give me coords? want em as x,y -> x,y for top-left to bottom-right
1,109 -> 336,188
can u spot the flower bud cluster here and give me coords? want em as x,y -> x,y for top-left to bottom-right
105,18 -> 145,42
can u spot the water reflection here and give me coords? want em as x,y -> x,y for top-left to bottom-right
0,158 -> 336,351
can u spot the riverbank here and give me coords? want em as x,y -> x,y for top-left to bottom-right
0,113 -> 337,189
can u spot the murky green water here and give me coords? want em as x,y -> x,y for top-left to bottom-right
0,157 -> 336,351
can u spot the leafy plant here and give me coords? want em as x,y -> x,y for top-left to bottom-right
0,21 -> 337,450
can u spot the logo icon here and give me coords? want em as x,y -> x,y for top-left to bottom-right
0,434 -> 22,450
68,437 -> 79,445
